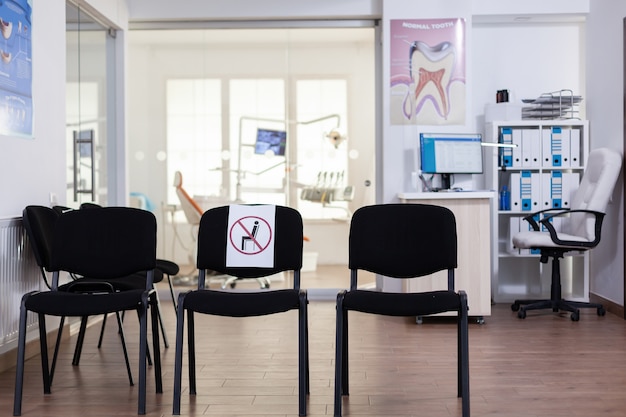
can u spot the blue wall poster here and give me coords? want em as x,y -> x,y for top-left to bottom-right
0,0 -> 32,137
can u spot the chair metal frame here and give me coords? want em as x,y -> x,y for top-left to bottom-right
13,207 -> 163,416
172,204 -> 309,416
333,203 -> 470,417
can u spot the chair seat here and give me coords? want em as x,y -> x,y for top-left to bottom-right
513,231 -> 589,250
24,289 -> 148,317
183,289 -> 302,317
342,289 -> 461,317
59,270 -> 164,293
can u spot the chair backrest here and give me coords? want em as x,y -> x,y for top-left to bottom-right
349,204 -> 457,278
22,205 -> 58,272
196,205 -> 303,281
173,171 -> 203,225
49,207 -> 157,282
567,148 -> 622,239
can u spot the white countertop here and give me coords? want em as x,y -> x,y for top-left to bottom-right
398,190 -> 496,200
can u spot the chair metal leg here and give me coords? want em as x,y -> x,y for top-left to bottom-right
49,316 -> 66,386
98,313 -> 108,348
188,310 -> 197,395
138,293 -> 150,415
72,316 -> 88,366
459,291 -> 470,417
298,291 -> 308,416
115,310 -> 134,386
172,292 -> 188,415
38,313 -> 51,395
334,292 -> 347,417
150,293 -> 163,393
135,309 -> 153,366
341,308 -> 349,395
167,275 -> 177,312
13,295 -> 30,416
155,290 -> 169,348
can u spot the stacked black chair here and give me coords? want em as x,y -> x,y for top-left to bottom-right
79,202 -> 179,345
334,203 -> 469,417
173,204 -> 309,416
13,207 -> 163,415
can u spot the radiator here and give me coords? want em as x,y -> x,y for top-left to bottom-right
0,217 -> 40,348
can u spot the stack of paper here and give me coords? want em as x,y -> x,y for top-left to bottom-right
522,89 -> 582,120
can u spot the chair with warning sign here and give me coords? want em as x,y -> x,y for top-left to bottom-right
172,204 -> 309,416
333,203 -> 469,417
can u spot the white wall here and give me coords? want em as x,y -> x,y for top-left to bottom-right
0,0 -> 66,218
585,2 -> 626,305
4,0 -> 623,305
128,0 -> 381,22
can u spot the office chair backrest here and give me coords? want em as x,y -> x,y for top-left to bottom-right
173,171 -> 203,225
349,204 -> 457,278
22,205 -> 58,272
49,207 -> 157,280
567,148 -> 622,240
197,205 -> 303,279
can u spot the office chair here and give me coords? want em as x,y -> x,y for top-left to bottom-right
14,207 -> 163,416
511,147 -> 622,321
334,203 -> 469,417
172,204 -> 309,416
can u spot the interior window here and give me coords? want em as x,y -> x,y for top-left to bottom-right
166,77 -> 349,219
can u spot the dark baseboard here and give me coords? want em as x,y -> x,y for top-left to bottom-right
590,293 -> 625,319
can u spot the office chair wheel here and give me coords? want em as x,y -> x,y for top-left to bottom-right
517,309 -> 526,319
570,310 -> 580,321
511,303 -> 520,312
597,307 -> 606,316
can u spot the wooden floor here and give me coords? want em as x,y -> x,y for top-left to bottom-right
2,270 -> 626,416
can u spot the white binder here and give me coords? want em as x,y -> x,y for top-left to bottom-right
510,172 -> 522,211
513,128 -> 523,167
531,172 -> 541,212
563,172 -> 580,209
508,216 -> 520,255
570,128 -> 581,167
500,127 -> 513,167
560,128 -> 571,168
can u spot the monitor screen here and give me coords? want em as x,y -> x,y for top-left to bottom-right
419,133 -> 483,175
254,128 -> 287,156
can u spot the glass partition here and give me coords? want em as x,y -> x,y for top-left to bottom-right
65,2 -> 114,207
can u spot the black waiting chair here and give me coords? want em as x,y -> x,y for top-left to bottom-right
511,147 -> 622,321
79,202 -> 179,344
22,205 -> 169,386
334,203 -> 469,417
173,204 -> 309,416
22,205 -> 135,385
13,207 -> 163,416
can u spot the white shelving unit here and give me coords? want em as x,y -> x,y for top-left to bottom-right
484,120 -> 589,304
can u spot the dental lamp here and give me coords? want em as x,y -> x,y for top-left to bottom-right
297,114 -> 347,149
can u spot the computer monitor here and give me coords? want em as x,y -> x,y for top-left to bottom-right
254,128 -> 287,156
419,133 -> 483,189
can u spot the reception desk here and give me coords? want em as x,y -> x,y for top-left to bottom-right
397,191 -> 495,322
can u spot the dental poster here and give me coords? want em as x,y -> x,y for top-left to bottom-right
0,0 -> 32,137
390,18 -> 466,126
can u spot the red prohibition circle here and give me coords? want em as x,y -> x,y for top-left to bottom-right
229,215 -> 273,255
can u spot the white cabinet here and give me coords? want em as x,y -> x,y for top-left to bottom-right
397,192 -> 495,321
484,120 -> 589,304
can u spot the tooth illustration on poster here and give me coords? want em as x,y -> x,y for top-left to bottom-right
390,18 -> 466,126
